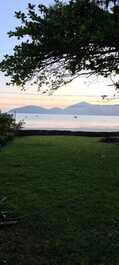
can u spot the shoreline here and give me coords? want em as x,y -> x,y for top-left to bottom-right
16,129 -> 119,137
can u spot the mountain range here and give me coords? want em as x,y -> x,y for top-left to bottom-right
9,102 -> 119,116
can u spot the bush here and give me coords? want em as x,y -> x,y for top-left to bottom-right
0,112 -> 23,148
0,136 -> 7,147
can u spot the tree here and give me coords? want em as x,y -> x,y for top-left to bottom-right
0,0 -> 119,93
101,94 -> 108,100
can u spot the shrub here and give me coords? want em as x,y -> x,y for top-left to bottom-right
0,112 -> 23,147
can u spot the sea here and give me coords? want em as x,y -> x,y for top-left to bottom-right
15,113 -> 119,132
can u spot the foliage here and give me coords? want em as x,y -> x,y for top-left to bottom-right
0,0 -> 119,92
0,112 -> 23,146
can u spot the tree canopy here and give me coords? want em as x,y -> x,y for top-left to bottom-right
0,0 -> 119,92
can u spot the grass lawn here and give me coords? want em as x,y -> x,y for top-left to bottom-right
0,136 -> 119,264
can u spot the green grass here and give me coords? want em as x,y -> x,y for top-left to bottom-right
0,136 -> 119,264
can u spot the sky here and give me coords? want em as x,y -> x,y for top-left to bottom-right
0,0 -> 117,111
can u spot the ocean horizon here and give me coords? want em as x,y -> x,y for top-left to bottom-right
15,113 -> 119,132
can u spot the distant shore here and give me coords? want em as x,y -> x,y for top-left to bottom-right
16,129 -> 119,137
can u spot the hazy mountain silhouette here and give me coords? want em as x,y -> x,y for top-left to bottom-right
9,102 -> 119,116
9,105 -> 65,114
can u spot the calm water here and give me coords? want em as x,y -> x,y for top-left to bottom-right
15,113 -> 119,132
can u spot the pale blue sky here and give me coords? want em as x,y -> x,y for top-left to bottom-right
0,0 -> 53,58
0,1 -> 116,111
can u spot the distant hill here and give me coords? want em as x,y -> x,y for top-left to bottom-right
9,105 -> 47,114
66,102 -> 119,115
9,102 -> 119,116
9,105 -> 65,114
